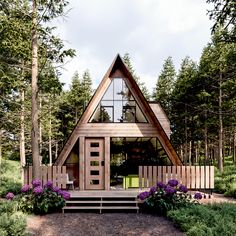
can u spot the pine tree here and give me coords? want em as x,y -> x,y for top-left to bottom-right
123,53 -> 150,100
153,56 -> 176,116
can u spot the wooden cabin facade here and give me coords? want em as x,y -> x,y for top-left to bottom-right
54,55 -> 182,190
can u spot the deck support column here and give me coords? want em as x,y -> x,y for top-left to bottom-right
104,137 -> 110,190
79,136 -> 85,190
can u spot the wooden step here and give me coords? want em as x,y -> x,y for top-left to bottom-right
62,205 -> 139,213
66,200 -> 138,204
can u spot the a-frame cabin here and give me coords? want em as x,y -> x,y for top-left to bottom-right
54,54 -> 182,190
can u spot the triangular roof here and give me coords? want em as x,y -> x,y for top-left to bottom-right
54,54 -> 182,166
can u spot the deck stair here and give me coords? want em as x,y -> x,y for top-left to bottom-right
62,194 -> 140,213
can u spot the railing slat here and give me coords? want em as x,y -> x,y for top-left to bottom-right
143,166 -> 148,188
153,166 -> 157,185
157,166 -> 162,182
205,166 -> 209,189
200,166 -> 205,189
196,166 -> 200,189
139,166 -> 143,189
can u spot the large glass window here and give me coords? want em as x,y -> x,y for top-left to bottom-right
110,137 -> 171,189
89,78 -> 147,123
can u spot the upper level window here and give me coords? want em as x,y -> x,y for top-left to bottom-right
89,78 -> 147,123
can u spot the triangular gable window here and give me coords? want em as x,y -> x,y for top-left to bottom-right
89,78 -> 147,123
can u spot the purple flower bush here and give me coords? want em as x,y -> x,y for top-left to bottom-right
138,179 -> 200,215
194,192 -> 203,200
18,179 -> 70,215
6,192 -> 14,200
21,184 -> 30,193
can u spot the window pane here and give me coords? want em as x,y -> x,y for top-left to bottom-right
123,83 -> 134,100
114,78 -> 123,100
114,101 -> 123,122
90,180 -> 99,185
136,104 -> 147,122
123,106 -> 135,122
90,161 -> 99,166
90,152 -> 99,157
102,82 -> 113,100
90,170 -> 99,175
101,106 -> 113,122
101,100 -> 113,106
90,142 -> 99,147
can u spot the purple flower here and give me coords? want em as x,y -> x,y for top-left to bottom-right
149,186 -> 157,194
138,191 -> 150,200
21,185 -> 30,193
194,192 -> 202,200
32,179 -> 41,188
53,186 -> 60,193
44,181 -> 53,189
6,192 -> 14,200
33,186 -> 43,195
179,184 -> 188,193
165,186 -> 176,195
168,179 -> 179,187
62,191 -> 70,200
156,182 -> 166,189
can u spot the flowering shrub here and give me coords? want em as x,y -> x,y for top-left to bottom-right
194,192 -> 203,200
138,179 -> 200,215
18,180 -> 70,215
6,192 -> 14,200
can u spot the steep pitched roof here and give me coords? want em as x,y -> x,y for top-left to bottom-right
54,54 -> 182,166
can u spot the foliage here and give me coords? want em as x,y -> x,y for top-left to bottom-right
207,0 -> 236,42
153,56 -> 176,116
138,179 -> 200,215
17,180 -> 70,215
167,203 -> 236,236
0,200 -> 27,236
214,159 -> 236,198
123,53 -> 150,100
0,160 -> 21,197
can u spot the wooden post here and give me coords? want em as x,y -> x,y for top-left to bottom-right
79,137 -> 85,190
104,137 -> 110,190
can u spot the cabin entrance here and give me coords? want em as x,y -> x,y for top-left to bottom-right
85,138 -> 105,190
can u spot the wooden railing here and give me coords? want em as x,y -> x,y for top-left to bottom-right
138,166 -> 214,190
24,166 -> 67,189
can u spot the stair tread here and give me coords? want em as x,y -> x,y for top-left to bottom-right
66,200 -> 138,204
63,206 -> 139,210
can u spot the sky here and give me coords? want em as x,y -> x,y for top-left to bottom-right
55,0 -> 213,93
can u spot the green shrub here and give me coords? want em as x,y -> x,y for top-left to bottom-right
0,201 -> 27,236
214,163 -> 236,198
18,180 -> 70,214
167,203 -> 236,236
138,179 -> 200,215
0,160 -> 21,197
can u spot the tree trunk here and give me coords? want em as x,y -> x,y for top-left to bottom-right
31,0 -> 40,179
0,129 -> 2,170
49,105 -> 52,166
55,142 -> 58,159
39,95 -> 42,165
20,90 -> 26,167
184,106 -> 188,165
204,111 -> 208,166
233,132 -> 236,163
218,72 -> 223,172
189,141 -> 192,165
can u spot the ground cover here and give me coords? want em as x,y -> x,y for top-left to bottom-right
168,203 -> 236,236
